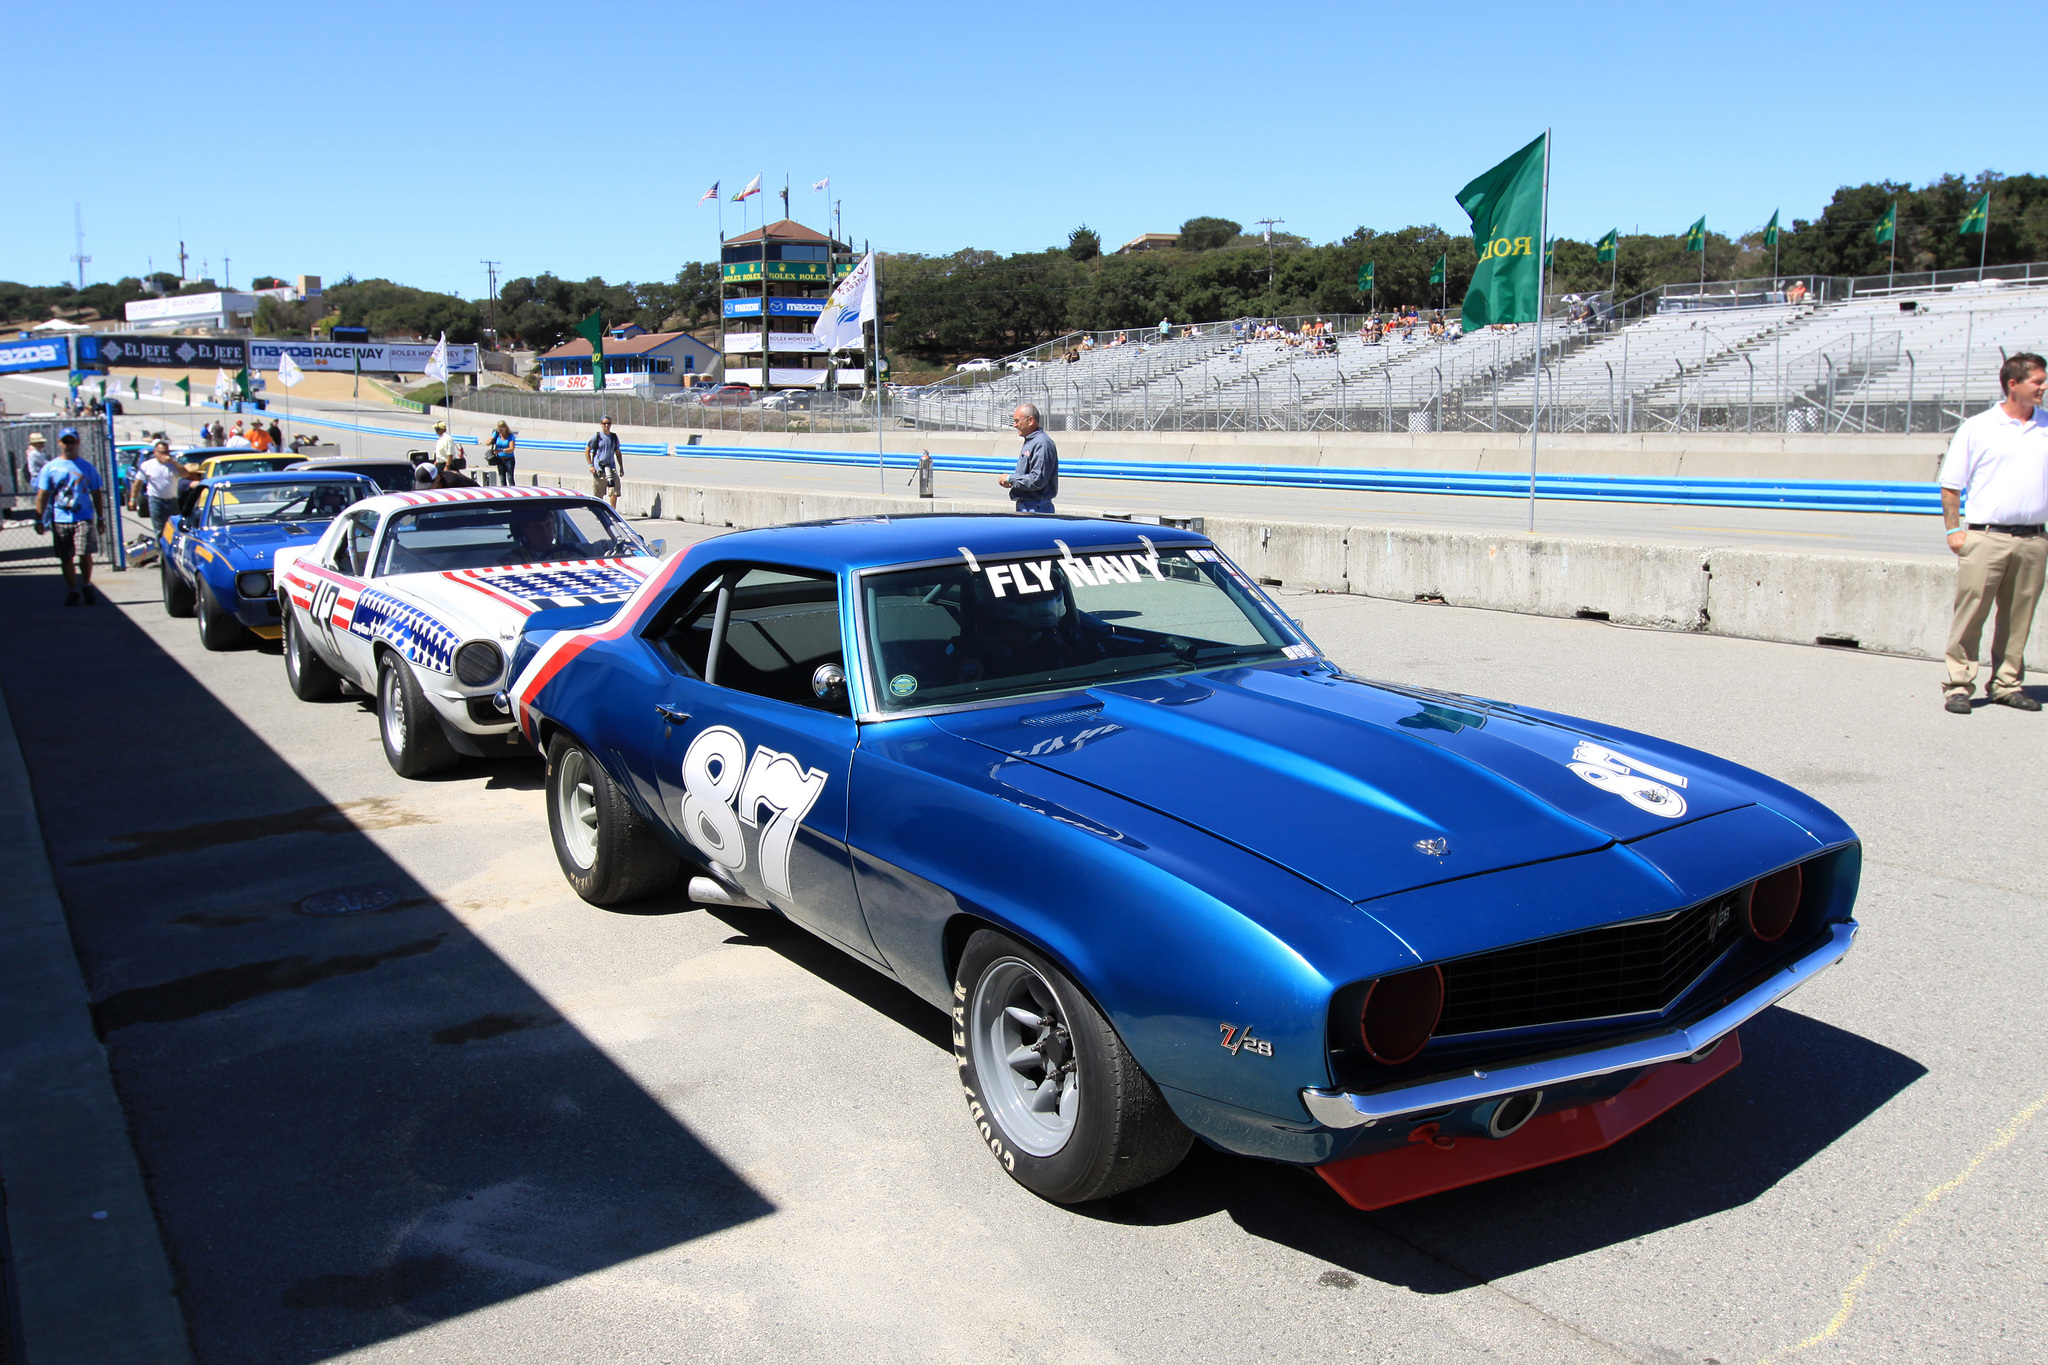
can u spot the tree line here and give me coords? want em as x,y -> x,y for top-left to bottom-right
5,171 -> 2042,362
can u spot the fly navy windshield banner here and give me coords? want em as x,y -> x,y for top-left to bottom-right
75,334 -> 250,370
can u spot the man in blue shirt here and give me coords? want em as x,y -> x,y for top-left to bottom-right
34,429 -> 106,606
1000,404 -> 1058,514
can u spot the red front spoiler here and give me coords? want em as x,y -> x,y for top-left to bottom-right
1316,1031 -> 1741,1211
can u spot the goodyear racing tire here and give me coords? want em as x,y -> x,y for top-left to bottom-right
954,929 -> 1192,1204
195,581 -> 245,651
282,606 -> 341,701
545,735 -> 680,905
377,654 -> 460,779
160,558 -> 194,618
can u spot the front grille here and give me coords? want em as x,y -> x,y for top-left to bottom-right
1435,890 -> 1742,1035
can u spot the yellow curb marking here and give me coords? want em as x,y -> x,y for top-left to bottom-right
1756,1083 -> 2048,1364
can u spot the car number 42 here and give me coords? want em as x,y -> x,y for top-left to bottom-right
678,725 -> 828,899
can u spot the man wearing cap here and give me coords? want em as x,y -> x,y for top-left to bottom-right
585,416 -> 624,509
34,429 -> 105,607
1938,352 -> 2048,713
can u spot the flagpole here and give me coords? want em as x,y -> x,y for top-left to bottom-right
1529,128 -> 1550,534
1888,203 -> 1897,291
1979,194 -> 1990,282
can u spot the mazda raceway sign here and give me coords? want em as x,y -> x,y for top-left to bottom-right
0,336 -> 71,374
249,340 -> 478,374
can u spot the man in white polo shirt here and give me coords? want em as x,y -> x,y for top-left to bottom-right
1937,352 -> 2048,714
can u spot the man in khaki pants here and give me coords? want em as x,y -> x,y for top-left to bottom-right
1939,353 -> 2048,714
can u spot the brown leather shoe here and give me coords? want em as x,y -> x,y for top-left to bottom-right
1944,692 -> 1972,714
1991,691 -> 2042,712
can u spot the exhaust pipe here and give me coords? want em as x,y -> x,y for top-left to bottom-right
1484,1090 -> 1544,1139
688,874 -> 767,911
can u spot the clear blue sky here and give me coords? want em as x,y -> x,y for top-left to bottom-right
7,0 -> 2017,297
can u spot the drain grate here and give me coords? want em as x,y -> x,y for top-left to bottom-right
297,887 -> 400,917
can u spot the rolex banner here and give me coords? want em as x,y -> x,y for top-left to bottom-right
1456,132 -> 1547,329
1596,229 -> 1618,263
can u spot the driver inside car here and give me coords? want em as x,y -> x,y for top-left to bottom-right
947,571 -> 1112,684
500,506 -> 562,565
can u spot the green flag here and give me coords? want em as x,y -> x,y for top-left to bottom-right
129,375 -> 139,399
1874,201 -> 1896,244
1960,192 -> 1989,236
1543,239 -> 1554,270
98,378 -> 107,400
1357,261 -> 1374,292
573,309 -> 606,392
175,376 -> 191,406
1683,217 -> 1706,253
1762,211 -> 1779,249
1596,229 -> 1617,264
1456,132 -> 1547,329
352,348 -> 361,398
234,366 -> 253,400
1428,253 -> 1447,286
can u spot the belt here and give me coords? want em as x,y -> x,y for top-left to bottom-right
1967,523 -> 2045,536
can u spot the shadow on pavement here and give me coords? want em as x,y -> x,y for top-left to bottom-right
0,566 -> 771,1365
1082,1007 -> 1922,1291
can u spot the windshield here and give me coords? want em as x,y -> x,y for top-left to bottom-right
861,544 -> 1309,712
373,499 -> 643,575
213,481 -> 368,525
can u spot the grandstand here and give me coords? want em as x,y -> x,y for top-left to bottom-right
902,267 -> 2048,437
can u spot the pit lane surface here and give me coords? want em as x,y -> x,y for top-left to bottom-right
1,519 -> 2042,1364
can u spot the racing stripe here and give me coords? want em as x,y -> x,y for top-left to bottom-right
510,553 -> 690,740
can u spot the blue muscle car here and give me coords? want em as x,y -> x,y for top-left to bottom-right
160,470 -> 380,650
509,515 -> 1860,1208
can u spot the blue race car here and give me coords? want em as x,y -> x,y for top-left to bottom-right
161,470 -> 381,650
508,515 -> 1860,1209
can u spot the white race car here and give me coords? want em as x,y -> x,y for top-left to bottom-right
274,486 -> 664,777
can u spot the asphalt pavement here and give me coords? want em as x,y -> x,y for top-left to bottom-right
0,507 -> 2040,1364
0,372 -> 1945,559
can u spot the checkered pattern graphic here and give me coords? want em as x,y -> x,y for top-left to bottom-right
455,560 -> 649,610
349,588 -> 459,673
391,486 -> 590,508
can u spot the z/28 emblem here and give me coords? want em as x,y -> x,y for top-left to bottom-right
1219,1022 -> 1273,1057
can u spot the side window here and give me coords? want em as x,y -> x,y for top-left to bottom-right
330,512 -> 378,576
650,564 -> 845,710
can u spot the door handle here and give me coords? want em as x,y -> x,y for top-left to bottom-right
655,704 -> 691,726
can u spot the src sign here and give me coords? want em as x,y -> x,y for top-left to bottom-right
75,334 -> 249,369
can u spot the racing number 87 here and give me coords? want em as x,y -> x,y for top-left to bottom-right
678,725 -> 829,900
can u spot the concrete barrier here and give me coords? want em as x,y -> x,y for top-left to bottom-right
619,477 -> 2037,672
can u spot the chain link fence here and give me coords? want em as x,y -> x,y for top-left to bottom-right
1,419 -> 124,568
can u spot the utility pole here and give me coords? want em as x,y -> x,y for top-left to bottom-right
70,203 -> 91,289
178,240 -> 189,283
224,256 -> 232,290
480,260 -> 501,336
1254,218 -> 1284,316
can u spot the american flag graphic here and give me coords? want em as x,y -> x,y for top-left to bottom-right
445,559 -> 651,614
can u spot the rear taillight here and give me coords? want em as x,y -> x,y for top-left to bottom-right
1745,864 -> 1803,942
1360,965 -> 1443,1064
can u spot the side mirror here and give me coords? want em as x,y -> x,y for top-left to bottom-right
811,663 -> 846,704
649,538 -> 668,557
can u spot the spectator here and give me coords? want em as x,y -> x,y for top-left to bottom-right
34,428 -> 104,607
23,431 -> 49,480
586,415 -> 624,509
133,439 -> 184,539
485,421 -> 517,485
225,421 -> 252,449
1000,404 -> 1057,514
432,465 -> 477,489
1787,280 -> 1808,305
1937,352 -> 2048,714
247,421 -> 273,452
267,418 -> 284,451
413,455 -> 439,488
432,421 -> 459,470
1156,317 -> 1171,342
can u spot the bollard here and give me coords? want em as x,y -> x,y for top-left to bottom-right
915,449 -> 934,498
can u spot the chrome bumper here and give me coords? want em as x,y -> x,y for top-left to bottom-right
1300,920 -> 1857,1130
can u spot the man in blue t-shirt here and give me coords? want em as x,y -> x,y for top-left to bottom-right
34,429 -> 106,606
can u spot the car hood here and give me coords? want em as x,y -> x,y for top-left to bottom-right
374,556 -> 659,641
208,521 -> 330,567
927,665 -> 1759,905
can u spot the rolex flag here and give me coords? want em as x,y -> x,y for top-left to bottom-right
422,332 -> 450,383
1357,261 -> 1374,292
811,251 -> 876,353
1762,211 -> 1779,249
1683,218 -> 1707,253
1960,192 -> 1989,236
1874,201 -> 1897,244
1456,132 -> 1547,329
1429,253 -> 1447,286
277,350 -> 305,388
573,311 -> 605,391
732,174 -> 761,202
1596,229 -> 1618,263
